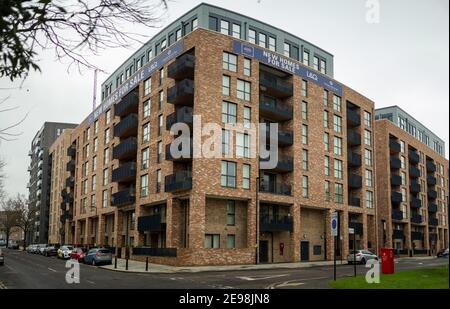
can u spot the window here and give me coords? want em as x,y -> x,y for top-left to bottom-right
143,100 -> 151,118
366,191 -> 374,208
248,29 -> 256,44
147,49 -> 153,61
91,175 -> 96,191
222,102 -> 237,124
236,133 -> 250,158
323,89 -> 329,107
320,59 -> 326,74
157,141 -> 162,163
94,120 -> 99,135
105,109 -> 111,125
268,36 -> 276,51
222,75 -> 230,96
227,235 -> 236,249
82,162 -> 88,177
158,114 -> 163,136
223,52 -> 237,72
324,133 -> 330,151
323,111 -> 329,128
334,159 -> 343,179
244,58 -> 251,76
364,149 -> 373,166
156,169 -> 161,193
92,156 -> 97,171
366,170 -> 373,187
222,129 -> 230,155
244,107 -> 251,129
302,149 -> 308,171
140,174 -> 148,197
324,156 -> 330,176
401,188 -> 406,202
221,161 -> 236,188
232,23 -> 241,38
192,18 -> 198,30
258,33 -> 267,48
139,148 -> 149,171
144,78 -> 151,96
284,42 -> 291,57
102,190 -> 108,208
325,181 -> 331,201
400,156 -> 405,169
302,101 -> 308,120
176,29 -> 182,41
102,168 -> 109,186
227,201 -> 235,225
333,95 -> 341,112
220,20 -> 230,35
158,90 -> 164,109
335,183 -> 344,204
205,234 -> 220,248
313,56 -> 319,71
303,49 -> 310,66
333,115 -> 342,133
364,129 -> 372,146
334,137 -> 342,156
302,124 -> 308,145
93,137 -> 98,152
104,128 -> 110,145
103,148 -> 109,165
237,79 -> 251,101
82,179 -> 88,195
159,67 -> 165,85
364,111 -> 372,128
243,164 -> 250,189
301,80 -> 308,97
302,176 -> 309,198
142,123 -> 150,143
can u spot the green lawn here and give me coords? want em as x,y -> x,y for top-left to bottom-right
329,265 -> 449,289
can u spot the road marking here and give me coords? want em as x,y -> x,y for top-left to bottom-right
272,280 -> 306,288
48,268 -> 57,272
237,274 -> 289,281
87,280 -> 95,284
0,282 -> 7,289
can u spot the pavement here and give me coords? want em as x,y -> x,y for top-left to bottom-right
0,248 -> 447,289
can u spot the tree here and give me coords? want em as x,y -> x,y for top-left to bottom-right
0,158 -> 5,200
0,0 -> 168,81
10,194 -> 35,250
0,196 -> 21,247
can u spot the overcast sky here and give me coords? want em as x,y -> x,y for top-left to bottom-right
0,0 -> 448,198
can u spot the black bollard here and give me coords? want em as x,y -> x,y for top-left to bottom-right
126,257 -> 129,270
114,256 -> 117,269
146,257 -> 149,272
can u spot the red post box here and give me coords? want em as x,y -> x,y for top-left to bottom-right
381,248 -> 395,274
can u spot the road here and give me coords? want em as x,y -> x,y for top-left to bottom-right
0,248 -> 448,289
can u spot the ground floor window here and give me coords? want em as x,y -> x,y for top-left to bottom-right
205,234 -> 220,248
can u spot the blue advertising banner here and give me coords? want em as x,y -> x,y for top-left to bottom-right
86,40 -> 184,125
232,40 -> 342,96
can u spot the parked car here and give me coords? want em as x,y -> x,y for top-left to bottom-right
0,248 -> 4,266
347,250 -> 378,264
43,245 -> 58,257
7,241 -> 19,250
437,248 -> 449,258
83,248 -> 113,266
0,240 -> 6,247
58,245 -> 74,259
30,244 -> 41,254
70,247 -> 87,263
37,244 -> 48,255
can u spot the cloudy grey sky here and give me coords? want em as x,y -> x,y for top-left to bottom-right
0,0 -> 448,198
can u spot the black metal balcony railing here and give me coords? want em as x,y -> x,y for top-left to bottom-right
389,139 -> 401,153
67,144 -> 76,157
348,174 -> 362,188
347,129 -> 361,146
111,188 -> 136,207
411,213 -> 423,224
137,214 -> 165,232
114,90 -> 139,117
65,176 -> 75,188
347,109 -> 361,127
391,209 -> 404,221
63,193 -> 74,204
409,166 -> 421,178
60,202 -> 66,211
427,175 -> 437,186
411,231 -> 423,241
428,189 -> 437,200
113,113 -> 138,138
259,97 -> 293,121
409,181 -> 421,193
112,137 -> 138,161
260,215 -> 293,232
166,106 -> 193,130
259,180 -> 292,196
391,191 -> 403,204
349,222 -> 363,235
428,217 -> 439,226
66,160 -> 75,172
168,53 -> 195,80
167,79 -> 194,106
408,149 -> 420,164
132,247 -> 177,257
390,156 -> 401,169
390,174 -> 402,186
165,142 -> 193,161
259,71 -> 293,98
349,196 -> 361,207
426,160 -> 436,173
112,162 -> 137,183
263,128 -> 294,147
260,155 -> 294,173
164,170 -> 192,192
410,196 -> 422,209
348,152 -> 362,167
428,203 -> 438,213
393,229 -> 404,239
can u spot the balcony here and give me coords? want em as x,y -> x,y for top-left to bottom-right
408,149 -> 420,164
167,79 -> 194,106
391,191 -> 403,204
165,142 -> 193,161
259,97 -> 293,121
63,192 -> 74,204
409,181 -> 421,193
113,113 -> 138,138
349,222 -> 363,235
389,139 -> 401,153
427,189 -> 437,200
427,175 -> 436,186
111,188 -> 136,207
428,217 -> 439,226
260,155 -> 293,173
259,71 -> 293,98
65,176 -> 75,188
137,214 -> 166,232
347,129 -> 361,146
392,209 -> 404,221
347,109 -> 361,127
263,128 -> 293,147
67,144 -> 76,157
259,180 -> 292,196
429,233 -> 438,242
166,106 -> 193,130
112,162 -> 137,183
164,170 -> 192,192
390,174 -> 402,186
66,160 -> 75,172
390,156 -> 401,170
114,90 -> 139,117
348,174 -> 362,188
112,137 -> 138,160
426,160 -> 436,173
409,166 -> 421,178
411,231 -> 423,241
393,229 -> 404,239
349,196 -> 361,207
167,53 -> 195,80
348,152 -> 362,167
60,202 -> 66,211
132,247 -> 177,257
428,203 -> 438,213
410,196 -> 422,209
411,214 -> 423,224
260,215 -> 293,232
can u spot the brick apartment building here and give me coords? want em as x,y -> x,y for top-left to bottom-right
375,106 -> 448,256
46,3 -> 380,266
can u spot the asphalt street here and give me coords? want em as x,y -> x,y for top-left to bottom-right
0,248 -> 448,289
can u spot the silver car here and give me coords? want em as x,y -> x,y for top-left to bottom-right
347,250 -> 378,264
0,248 -> 4,265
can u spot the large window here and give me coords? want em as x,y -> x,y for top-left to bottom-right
335,183 -> 344,204
102,190 -> 108,208
333,115 -> 342,133
220,20 -> 229,35
320,59 -> 326,74
227,235 -> 236,249
302,50 -> 309,66
244,107 -> 251,128
222,102 -> 237,124
104,128 -> 110,145
222,75 -> 230,96
301,80 -> 308,97
324,156 -> 330,176
140,174 -> 148,197
236,133 -> 250,158
323,111 -> 329,128
333,95 -> 341,112
244,58 -> 251,76
223,52 -> 237,72
313,56 -> 319,71
141,148 -> 149,170
103,148 -> 109,165
158,90 -> 164,110
302,101 -> 308,120
102,168 -> 109,186
334,159 -> 343,179
143,100 -> 151,118
157,141 -> 162,163
232,23 -> 241,38
302,149 -> 308,171
205,234 -> 220,248
325,181 -> 331,202
364,129 -> 372,146
243,164 -> 250,189
258,33 -> 267,48
156,169 -> 161,193
365,169 -> 373,187
268,36 -> 276,51
284,42 -> 291,57
364,111 -> 372,128
364,149 -> 373,166
144,78 -> 151,96
221,161 -> 237,188
142,123 -> 150,143
323,89 -> 329,107
302,176 -> 309,198
227,201 -> 235,226
334,137 -> 342,156
302,124 -> 308,145
248,29 -> 256,44
366,191 -> 374,208
237,79 -> 251,101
